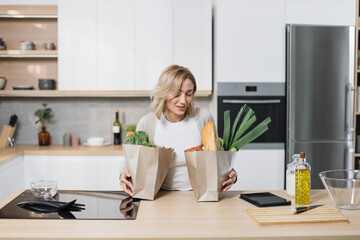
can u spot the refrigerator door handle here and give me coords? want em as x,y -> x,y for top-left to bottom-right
345,143 -> 354,170
347,82 -> 355,139
346,26 -> 355,141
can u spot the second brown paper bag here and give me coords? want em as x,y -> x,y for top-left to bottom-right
185,151 -> 237,202
123,144 -> 173,200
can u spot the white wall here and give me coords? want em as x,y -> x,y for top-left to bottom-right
286,0 -> 356,25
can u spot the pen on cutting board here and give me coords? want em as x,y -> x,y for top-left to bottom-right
291,204 -> 324,214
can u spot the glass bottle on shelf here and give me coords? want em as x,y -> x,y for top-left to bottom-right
38,126 -> 50,146
113,109 -> 122,145
295,152 -> 311,205
286,153 -> 300,198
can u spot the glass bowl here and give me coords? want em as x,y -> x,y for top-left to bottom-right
30,180 -> 58,199
319,169 -> 360,210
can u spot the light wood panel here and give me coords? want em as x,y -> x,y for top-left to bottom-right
0,5 -> 57,15
0,58 -> 57,90
0,50 -> 57,55
0,90 -> 212,97
0,18 -> 57,50
247,206 -> 349,225
0,190 -> 358,239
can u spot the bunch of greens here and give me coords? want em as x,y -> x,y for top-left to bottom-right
124,131 -> 156,148
217,104 -> 271,151
34,103 -> 54,126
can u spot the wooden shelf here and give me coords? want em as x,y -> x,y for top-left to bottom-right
0,90 -> 212,97
0,5 -> 57,17
354,153 -> 360,157
0,50 -> 57,58
0,14 -> 56,19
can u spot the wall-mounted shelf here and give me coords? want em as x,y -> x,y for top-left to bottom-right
0,5 -> 57,16
0,90 -> 212,97
0,14 -> 57,19
0,50 -> 57,58
0,5 -> 58,91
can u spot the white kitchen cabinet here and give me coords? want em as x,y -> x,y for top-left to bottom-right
135,0 -> 212,91
59,0 -> 212,92
24,155 -> 125,191
59,0 -> 134,91
215,0 -> 286,83
285,0 -> 356,26
173,0 -> 212,92
97,0 -> 135,91
0,156 -> 24,202
134,0 -> 173,91
231,149 -> 285,190
58,0 -> 97,91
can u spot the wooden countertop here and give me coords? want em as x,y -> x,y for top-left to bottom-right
0,189 -> 359,239
0,144 -> 124,165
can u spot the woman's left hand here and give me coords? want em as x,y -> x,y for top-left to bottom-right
222,170 -> 237,192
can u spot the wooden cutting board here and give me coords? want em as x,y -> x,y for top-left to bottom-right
247,206 -> 349,225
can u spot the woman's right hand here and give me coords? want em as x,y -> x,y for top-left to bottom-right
120,169 -> 134,196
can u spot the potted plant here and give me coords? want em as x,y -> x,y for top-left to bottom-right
34,103 -> 54,146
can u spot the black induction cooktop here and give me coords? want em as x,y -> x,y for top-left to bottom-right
0,190 -> 140,220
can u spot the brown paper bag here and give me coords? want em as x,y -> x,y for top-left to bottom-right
123,144 -> 173,200
185,151 -> 237,202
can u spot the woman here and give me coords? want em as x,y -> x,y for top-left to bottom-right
120,64 -> 237,195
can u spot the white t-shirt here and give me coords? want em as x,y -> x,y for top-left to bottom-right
154,113 -> 202,190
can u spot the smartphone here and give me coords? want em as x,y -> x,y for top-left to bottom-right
240,192 -> 291,207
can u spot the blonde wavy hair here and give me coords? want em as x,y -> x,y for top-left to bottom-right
151,64 -> 197,119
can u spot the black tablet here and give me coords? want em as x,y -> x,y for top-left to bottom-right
240,192 -> 291,207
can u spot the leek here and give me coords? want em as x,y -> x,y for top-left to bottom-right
220,105 -> 271,151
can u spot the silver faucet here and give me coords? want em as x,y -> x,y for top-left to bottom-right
7,137 -> 15,147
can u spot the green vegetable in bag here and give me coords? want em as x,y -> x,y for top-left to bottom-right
219,104 -> 271,151
124,131 -> 156,148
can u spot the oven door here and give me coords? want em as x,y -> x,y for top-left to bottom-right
217,96 -> 286,147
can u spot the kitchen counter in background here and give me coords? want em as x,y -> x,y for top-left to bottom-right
0,145 -> 125,201
0,144 -> 124,166
0,190 -> 359,239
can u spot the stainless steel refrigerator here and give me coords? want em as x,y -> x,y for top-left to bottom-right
286,24 -> 355,189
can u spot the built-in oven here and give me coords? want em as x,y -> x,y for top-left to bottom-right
217,82 -> 286,149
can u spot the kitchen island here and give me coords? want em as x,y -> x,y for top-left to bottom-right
0,189 -> 359,239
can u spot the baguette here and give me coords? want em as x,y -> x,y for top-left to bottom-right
201,121 -> 217,151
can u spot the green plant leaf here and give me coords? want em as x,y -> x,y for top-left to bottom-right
229,117 -> 271,150
228,105 -> 246,147
229,106 -> 255,147
216,138 -> 224,151
223,110 -> 231,150
34,103 -> 54,125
